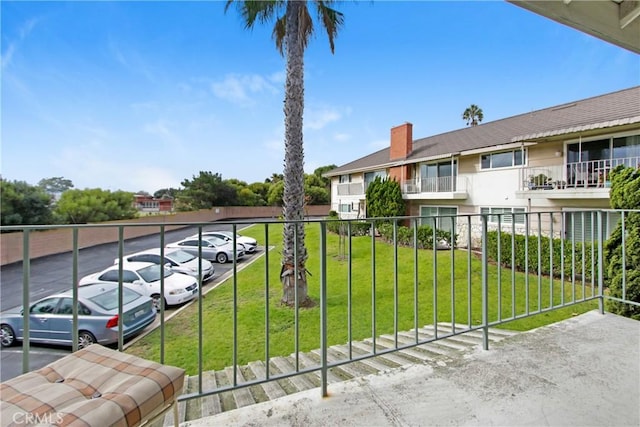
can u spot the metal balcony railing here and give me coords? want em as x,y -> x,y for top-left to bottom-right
521,156 -> 640,190
336,182 -> 364,196
402,176 -> 467,194
1,211 -> 638,421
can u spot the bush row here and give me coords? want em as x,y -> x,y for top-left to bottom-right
485,230 -> 596,280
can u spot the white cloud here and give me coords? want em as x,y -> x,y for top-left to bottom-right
211,74 -> 277,106
334,132 -> 350,142
2,18 -> 39,70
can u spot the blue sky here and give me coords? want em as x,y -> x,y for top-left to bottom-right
2,1 -> 639,193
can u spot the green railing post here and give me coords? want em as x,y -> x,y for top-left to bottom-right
320,222 -> 328,397
481,214 -> 489,350
597,210 -> 605,314
22,230 -> 30,373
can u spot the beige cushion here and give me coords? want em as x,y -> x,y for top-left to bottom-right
1,344 -> 185,427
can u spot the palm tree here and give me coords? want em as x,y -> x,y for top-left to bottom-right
462,104 -> 484,126
226,1 -> 344,307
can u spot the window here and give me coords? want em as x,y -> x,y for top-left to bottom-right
480,149 -> 526,169
420,160 -> 457,192
338,203 -> 352,213
567,133 -> 639,163
564,210 -> 621,241
30,298 -> 60,314
339,174 -> 351,184
480,207 -> 526,225
419,206 -> 458,235
364,170 -> 387,189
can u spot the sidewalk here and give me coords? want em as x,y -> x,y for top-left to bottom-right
184,310 -> 639,426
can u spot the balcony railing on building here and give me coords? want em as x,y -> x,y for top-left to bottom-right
337,182 -> 364,196
520,156 -> 640,191
401,175 -> 467,194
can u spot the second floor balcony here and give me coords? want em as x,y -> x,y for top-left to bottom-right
337,182 -> 364,196
402,176 -> 468,200
517,156 -> 640,199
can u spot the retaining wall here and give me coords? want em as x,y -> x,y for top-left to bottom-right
0,205 -> 330,266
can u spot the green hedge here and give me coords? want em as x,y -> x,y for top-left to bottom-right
377,222 -> 456,250
485,230 -> 596,280
325,216 -> 372,236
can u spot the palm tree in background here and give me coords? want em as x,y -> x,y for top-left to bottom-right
226,1 -> 344,307
462,104 -> 484,126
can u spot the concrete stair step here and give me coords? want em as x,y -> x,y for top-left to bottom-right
331,344 -> 401,372
175,324 -> 521,422
295,351 -> 345,384
223,366 -> 256,409
246,360 -> 288,401
363,336 -> 436,362
398,331 -> 471,352
350,341 -> 416,368
269,356 -> 317,393
310,348 -> 368,379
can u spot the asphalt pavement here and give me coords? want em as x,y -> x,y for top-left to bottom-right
0,222 -> 259,381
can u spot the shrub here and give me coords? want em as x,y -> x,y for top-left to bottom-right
485,231 -> 595,280
377,222 -> 456,249
604,165 -> 640,319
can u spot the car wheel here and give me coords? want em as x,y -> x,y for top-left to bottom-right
78,331 -> 96,349
0,324 -> 16,347
216,252 -> 228,263
151,294 -> 166,310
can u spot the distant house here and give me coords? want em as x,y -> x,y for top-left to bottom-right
324,86 -> 640,245
134,194 -> 173,213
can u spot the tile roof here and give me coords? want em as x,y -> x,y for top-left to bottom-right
326,86 -> 640,176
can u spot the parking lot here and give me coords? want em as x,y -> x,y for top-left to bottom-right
0,223 -> 262,381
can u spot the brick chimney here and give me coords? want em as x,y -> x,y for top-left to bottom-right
390,122 -> 413,160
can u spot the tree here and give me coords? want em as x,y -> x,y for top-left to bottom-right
180,171 -> 238,210
313,164 -> 337,188
462,104 -> 484,127
365,177 -> 405,220
54,188 -> 137,223
304,173 -> 330,204
1,179 -> 54,226
37,177 -> 74,198
226,1 -> 344,307
153,188 -> 181,199
604,165 -> 640,319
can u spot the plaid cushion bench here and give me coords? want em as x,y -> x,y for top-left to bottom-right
1,344 -> 185,427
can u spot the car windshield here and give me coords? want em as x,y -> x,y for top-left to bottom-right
169,250 -> 195,263
89,287 -> 142,310
137,264 -> 173,282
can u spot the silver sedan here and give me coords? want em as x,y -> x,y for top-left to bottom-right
0,283 -> 156,349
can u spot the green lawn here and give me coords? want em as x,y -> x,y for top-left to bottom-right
126,222 -> 597,374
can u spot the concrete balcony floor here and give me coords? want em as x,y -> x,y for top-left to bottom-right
185,310 -> 639,427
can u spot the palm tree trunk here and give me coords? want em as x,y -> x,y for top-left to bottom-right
281,1 -> 311,307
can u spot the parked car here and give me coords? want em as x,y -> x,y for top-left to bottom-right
166,236 -> 245,263
115,248 -> 215,282
192,231 -> 258,254
0,282 -> 156,349
79,261 -> 199,309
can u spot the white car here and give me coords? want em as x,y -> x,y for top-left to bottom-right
192,231 -> 258,254
115,248 -> 215,282
167,236 -> 245,263
79,261 -> 199,309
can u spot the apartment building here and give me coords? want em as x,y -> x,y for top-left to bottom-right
325,86 -> 640,245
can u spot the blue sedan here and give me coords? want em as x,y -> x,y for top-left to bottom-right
0,283 -> 156,349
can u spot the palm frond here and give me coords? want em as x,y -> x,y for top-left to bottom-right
315,1 -> 345,53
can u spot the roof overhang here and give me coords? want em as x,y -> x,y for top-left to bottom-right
511,115 -> 640,142
507,0 -> 640,54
